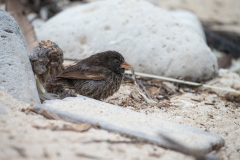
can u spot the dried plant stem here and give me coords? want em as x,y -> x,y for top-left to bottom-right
125,70 -> 240,95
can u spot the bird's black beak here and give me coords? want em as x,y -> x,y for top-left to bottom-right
121,61 -> 131,69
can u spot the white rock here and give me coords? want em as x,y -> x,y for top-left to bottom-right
34,95 -> 224,153
170,10 -> 206,40
0,10 -> 40,104
86,1 -> 206,40
36,0 -> 218,81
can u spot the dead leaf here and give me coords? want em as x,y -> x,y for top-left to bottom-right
61,123 -> 91,132
191,98 -> 202,102
131,91 -> 141,102
123,97 -> 130,107
38,109 -> 62,120
33,123 -> 91,132
147,86 -> 160,96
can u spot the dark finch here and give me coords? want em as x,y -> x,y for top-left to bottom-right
56,51 -> 131,100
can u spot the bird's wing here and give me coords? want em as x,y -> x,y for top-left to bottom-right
57,62 -> 107,80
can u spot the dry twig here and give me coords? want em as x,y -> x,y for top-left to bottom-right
129,67 -> 157,104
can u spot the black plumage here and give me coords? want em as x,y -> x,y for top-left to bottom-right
56,51 -> 131,100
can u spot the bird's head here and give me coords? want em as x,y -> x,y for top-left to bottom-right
99,51 -> 131,74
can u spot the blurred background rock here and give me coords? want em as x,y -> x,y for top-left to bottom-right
1,0 -> 239,73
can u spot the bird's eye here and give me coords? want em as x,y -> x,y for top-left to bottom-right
114,59 -> 120,64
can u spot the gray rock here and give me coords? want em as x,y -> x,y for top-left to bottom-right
36,0 -> 218,81
0,10 -> 40,104
34,95 -> 224,154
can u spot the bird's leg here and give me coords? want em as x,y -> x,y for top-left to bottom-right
29,40 -> 76,101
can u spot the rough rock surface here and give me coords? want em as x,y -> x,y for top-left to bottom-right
36,0 -> 218,81
0,10 -> 40,104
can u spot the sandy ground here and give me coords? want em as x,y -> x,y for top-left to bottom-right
107,88 -> 240,159
0,90 -> 195,160
104,71 -> 240,160
0,71 -> 240,160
